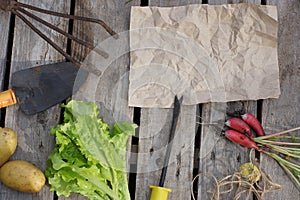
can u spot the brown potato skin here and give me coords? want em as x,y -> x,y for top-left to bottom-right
0,127 -> 17,167
0,160 -> 46,193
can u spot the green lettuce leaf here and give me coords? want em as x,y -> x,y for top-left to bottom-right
46,100 -> 137,200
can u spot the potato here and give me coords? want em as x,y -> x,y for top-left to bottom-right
0,160 -> 46,193
0,127 -> 17,166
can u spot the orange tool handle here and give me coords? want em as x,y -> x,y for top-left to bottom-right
0,89 -> 17,108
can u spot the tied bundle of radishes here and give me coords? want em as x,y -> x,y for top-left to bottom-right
225,113 -> 300,189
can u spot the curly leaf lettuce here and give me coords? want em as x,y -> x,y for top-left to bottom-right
46,100 -> 137,200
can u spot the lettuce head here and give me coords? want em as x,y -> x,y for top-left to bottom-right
45,100 -> 137,200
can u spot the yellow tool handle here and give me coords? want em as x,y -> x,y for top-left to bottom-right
149,186 -> 172,200
0,89 -> 17,108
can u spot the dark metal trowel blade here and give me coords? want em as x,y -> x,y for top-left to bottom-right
11,62 -> 88,115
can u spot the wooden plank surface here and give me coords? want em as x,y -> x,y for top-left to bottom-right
230,0 -> 261,3
260,0 -> 300,199
134,1 -> 200,200
0,8 -> 11,200
197,0 -> 262,199
58,0 -> 139,199
0,9 -> 11,124
0,0 -> 70,200
0,11 -> 10,62
135,106 -> 197,199
0,0 -> 299,200
70,1 -> 138,123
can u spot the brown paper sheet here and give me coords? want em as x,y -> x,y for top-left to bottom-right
128,4 -> 280,108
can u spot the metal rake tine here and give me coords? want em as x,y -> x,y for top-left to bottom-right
16,7 -> 109,58
15,1 -> 117,37
12,9 -> 103,75
10,9 -> 103,76
2,0 -> 113,75
11,9 -> 80,65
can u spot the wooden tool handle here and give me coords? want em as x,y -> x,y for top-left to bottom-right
0,89 -> 17,108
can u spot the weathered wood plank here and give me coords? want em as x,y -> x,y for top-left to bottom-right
135,106 -> 197,200
197,0 -> 259,199
163,105 -> 197,200
135,107 -> 175,199
0,11 -> 10,72
260,0 -> 300,199
209,0 -> 261,4
0,13 -> 10,61
0,1 -> 297,200
210,0 -> 261,3
150,0 -> 201,6
0,9 -> 12,200
71,0 -> 137,124
230,0 -> 261,3
134,1 -> 200,200
0,8 -> 10,124
198,102 -> 228,199
58,0 -> 139,199
208,0 -> 227,4
198,102 -> 257,199
1,0 -> 71,200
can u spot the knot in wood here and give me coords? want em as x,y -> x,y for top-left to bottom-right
0,0 -> 16,12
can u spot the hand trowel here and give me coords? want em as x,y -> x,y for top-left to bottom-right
0,62 -> 88,115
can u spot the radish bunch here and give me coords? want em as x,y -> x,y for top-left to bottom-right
224,113 -> 300,189
225,113 -> 265,138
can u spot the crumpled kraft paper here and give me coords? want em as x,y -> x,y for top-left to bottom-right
128,4 -> 280,108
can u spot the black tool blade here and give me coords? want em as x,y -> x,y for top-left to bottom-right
11,62 -> 88,115
159,95 -> 183,187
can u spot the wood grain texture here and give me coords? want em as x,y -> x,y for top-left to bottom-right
0,0 -> 70,200
0,9 -> 10,123
0,0 -> 298,199
58,0 -> 139,199
230,0 -> 261,3
150,0 -> 201,6
0,10 -> 10,72
0,12 -> 10,60
260,0 -> 300,199
197,0 -> 259,199
135,106 -> 197,200
208,0 -> 228,4
135,108 -> 174,199
71,0 -> 138,125
134,1 -> 200,200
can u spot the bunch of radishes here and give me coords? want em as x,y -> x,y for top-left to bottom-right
224,113 -> 300,189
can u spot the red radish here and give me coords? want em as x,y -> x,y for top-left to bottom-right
225,118 -> 252,137
225,130 -> 265,153
241,113 -> 265,136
